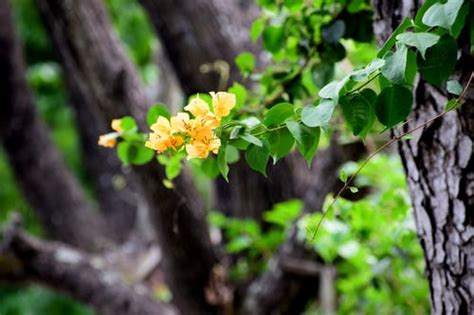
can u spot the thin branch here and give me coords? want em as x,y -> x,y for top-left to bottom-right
310,71 -> 474,240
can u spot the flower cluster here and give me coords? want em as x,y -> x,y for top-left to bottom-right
145,92 -> 236,159
98,119 -> 123,148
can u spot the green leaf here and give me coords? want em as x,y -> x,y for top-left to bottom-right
117,142 -> 154,166
422,0 -> 464,35
340,169 -> 348,183
217,145 -> 229,182
250,17 -> 266,42
121,116 -> 138,131
165,153 -> 184,180
417,35 -> 458,87
239,133 -> 263,147
286,120 -> 320,166
245,142 -> 270,176
262,25 -> 285,53
267,127 -> 295,163
201,158 -> 220,178
444,98 -> 462,111
415,0 -> 438,29
283,0 -> 304,11
147,104 -> 170,126
263,102 -> 294,127
301,99 -> 336,127
241,117 -> 261,130
263,199 -> 302,226
226,145 -> 240,164
318,76 -> 350,100
350,58 -> 385,82
339,89 -> 376,136
235,52 -> 256,75
447,80 -> 463,95
381,43 -> 408,84
377,17 -> 412,58
321,20 -> 345,43
375,85 -> 413,128
396,32 -> 440,59
349,186 -> 359,193
228,83 -> 247,108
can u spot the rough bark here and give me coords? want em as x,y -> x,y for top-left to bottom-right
242,140 -> 366,314
0,0 -> 107,250
0,215 -> 177,315
373,1 -> 474,314
37,0 -> 218,313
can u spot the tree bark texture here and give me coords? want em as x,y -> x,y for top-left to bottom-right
0,215 -> 177,315
37,0 -> 218,313
0,0 -> 107,251
373,1 -> 474,314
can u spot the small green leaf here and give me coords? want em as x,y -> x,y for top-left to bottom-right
245,142 -> 270,176
422,0 -> 464,35
228,83 -> 248,108
226,145 -> 240,164
263,102 -> 294,127
165,153 -> 184,180
267,127 -> 295,163
147,104 -> 171,126
301,99 -> 336,128
340,169 -> 348,183
286,120 -> 320,166
375,85 -> 413,128
444,98 -> 462,111
350,58 -> 385,82
377,17 -> 412,58
250,17 -> 266,42
417,35 -> 458,88
396,32 -> 440,59
121,116 -> 138,131
235,52 -> 256,75
381,43 -> 408,84
349,186 -> 359,193
218,145 -> 229,182
117,142 -> 154,166
447,80 -> 463,95
201,158 -> 220,178
241,117 -> 261,130
283,0 -> 304,11
240,133 -> 263,147
262,25 -> 285,53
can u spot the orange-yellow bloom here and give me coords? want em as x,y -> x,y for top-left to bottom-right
98,134 -> 118,148
186,137 -> 221,159
184,96 -> 210,117
111,119 -> 123,132
146,116 -> 184,153
210,92 -> 236,118
170,112 -> 191,133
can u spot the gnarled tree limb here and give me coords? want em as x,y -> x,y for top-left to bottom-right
0,214 -> 177,315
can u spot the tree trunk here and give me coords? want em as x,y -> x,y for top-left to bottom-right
37,0 -> 218,313
0,0 -> 107,251
373,1 -> 474,313
0,215 -> 177,315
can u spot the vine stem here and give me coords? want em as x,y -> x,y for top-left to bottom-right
310,71 -> 474,241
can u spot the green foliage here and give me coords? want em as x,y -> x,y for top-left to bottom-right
375,85 -> 413,128
299,155 -> 429,314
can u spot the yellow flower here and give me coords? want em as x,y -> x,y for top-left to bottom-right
170,112 -> 191,133
210,92 -> 236,118
185,137 -> 221,159
111,119 -> 123,132
98,134 -> 118,148
146,116 -> 184,153
188,117 -> 216,141
184,95 -> 210,117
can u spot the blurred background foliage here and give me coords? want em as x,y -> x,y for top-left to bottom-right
0,0 -> 429,314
